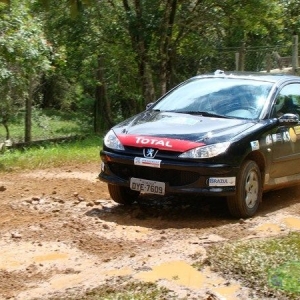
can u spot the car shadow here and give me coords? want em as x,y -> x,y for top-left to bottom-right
85,193 -> 236,230
258,184 -> 300,216
85,185 -> 300,230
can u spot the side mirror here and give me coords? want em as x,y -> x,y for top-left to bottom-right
146,102 -> 154,110
278,113 -> 299,126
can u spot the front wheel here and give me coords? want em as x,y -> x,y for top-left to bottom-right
227,160 -> 262,218
108,184 -> 140,205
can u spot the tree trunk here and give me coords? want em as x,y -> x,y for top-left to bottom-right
159,0 -> 177,96
2,121 -> 10,140
122,0 -> 156,105
40,74 -> 53,109
25,80 -> 33,142
94,55 -> 112,134
143,62 -> 156,105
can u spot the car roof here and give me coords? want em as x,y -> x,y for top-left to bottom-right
193,70 -> 300,84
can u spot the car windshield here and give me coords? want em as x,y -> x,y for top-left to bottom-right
152,77 -> 273,119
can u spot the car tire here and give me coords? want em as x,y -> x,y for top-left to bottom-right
108,184 -> 140,205
227,160 -> 262,218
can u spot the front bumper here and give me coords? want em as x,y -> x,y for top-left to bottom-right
99,150 -> 239,197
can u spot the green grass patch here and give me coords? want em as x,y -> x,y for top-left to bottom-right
0,135 -> 102,172
200,232 -> 300,299
68,282 -> 179,300
0,108 -> 92,143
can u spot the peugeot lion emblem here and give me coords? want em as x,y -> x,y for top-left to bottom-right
143,148 -> 158,158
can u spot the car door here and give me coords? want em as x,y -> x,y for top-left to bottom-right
270,83 -> 300,178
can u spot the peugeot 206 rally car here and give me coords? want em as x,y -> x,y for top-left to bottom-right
99,70 -> 300,218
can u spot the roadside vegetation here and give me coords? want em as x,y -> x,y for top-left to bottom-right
196,232 -> 300,299
0,135 -> 101,172
0,108 -> 91,143
0,110 -> 101,172
70,282 -> 179,300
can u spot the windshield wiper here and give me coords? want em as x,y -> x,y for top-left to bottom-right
156,110 -> 228,118
175,111 -> 227,118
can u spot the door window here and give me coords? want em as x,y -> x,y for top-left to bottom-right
274,84 -> 300,117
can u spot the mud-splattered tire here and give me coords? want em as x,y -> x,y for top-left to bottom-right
108,184 -> 140,205
227,160 -> 262,218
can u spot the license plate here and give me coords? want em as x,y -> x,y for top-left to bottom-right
130,177 -> 165,195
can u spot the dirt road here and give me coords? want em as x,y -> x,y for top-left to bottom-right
1,162 -> 300,299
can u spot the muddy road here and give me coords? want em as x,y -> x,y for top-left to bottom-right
1,162 -> 300,299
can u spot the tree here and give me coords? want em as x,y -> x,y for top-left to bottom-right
1,0 -> 290,140
0,1 -> 53,142
33,0 -> 114,133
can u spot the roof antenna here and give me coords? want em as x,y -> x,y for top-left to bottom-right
214,69 -> 225,75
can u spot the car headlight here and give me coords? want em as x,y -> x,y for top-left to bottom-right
179,142 -> 230,158
104,130 -> 125,150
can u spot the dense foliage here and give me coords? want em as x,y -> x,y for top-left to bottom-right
0,0 -> 299,142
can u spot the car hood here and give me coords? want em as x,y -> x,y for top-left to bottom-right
113,111 -> 256,152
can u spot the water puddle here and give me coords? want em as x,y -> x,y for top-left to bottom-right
34,253 -> 69,263
136,260 -> 205,288
254,223 -> 281,234
283,217 -> 300,230
253,217 -> 300,235
50,273 -> 87,289
135,260 -> 242,299
214,285 -> 240,298
0,241 -> 93,271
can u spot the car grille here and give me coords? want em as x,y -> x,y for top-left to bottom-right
108,163 -> 199,186
124,146 -> 182,159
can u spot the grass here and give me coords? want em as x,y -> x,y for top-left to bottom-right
0,135 -> 102,172
0,109 -> 102,171
198,232 -> 300,299
0,108 -> 90,143
67,282 -> 180,300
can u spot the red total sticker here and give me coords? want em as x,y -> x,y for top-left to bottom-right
117,135 -> 205,152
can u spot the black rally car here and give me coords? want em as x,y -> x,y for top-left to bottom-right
99,71 -> 300,218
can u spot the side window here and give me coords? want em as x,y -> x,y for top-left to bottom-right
275,84 -> 300,117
